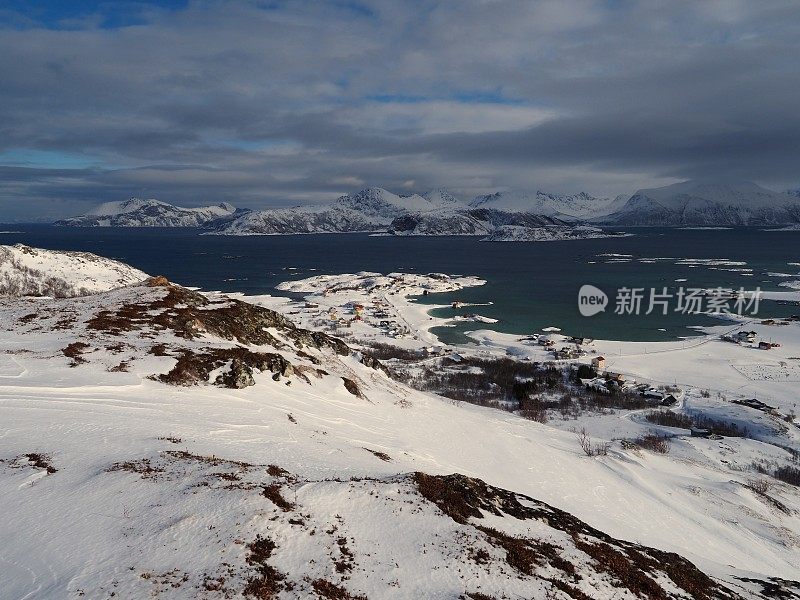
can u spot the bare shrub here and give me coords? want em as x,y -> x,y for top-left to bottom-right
775,465 -> 800,487
634,433 -> 671,454
577,428 -> 609,457
748,479 -> 772,494
646,411 -> 693,429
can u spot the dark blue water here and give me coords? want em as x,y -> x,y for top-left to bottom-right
2,225 -> 799,342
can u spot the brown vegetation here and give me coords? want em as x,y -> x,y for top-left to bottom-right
414,472 -> 742,600
62,341 -> 91,366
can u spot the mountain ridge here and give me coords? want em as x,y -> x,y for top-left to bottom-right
600,180 -> 800,226
56,198 -> 244,227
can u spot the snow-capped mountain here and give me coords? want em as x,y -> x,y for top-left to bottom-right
470,190 -> 628,221
0,243 -> 147,297
214,187 -> 460,235
215,186 -> 620,239
388,206 -> 568,236
55,198 -> 244,227
602,180 -> 800,226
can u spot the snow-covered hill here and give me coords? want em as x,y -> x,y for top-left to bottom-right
55,198 -> 243,227
0,244 -> 147,297
2,253 -> 799,598
602,181 -> 800,226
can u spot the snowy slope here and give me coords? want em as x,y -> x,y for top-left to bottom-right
1,255 -> 799,598
56,198 -> 241,227
603,181 -> 800,226
0,244 -> 147,297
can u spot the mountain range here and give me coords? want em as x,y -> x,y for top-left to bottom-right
54,180 -> 800,234
602,180 -> 800,226
213,187 -> 626,238
55,198 -> 245,227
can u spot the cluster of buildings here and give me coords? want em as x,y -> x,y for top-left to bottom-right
310,298 -> 413,339
538,335 -> 595,360
721,329 -> 781,350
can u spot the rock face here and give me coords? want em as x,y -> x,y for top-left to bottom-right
601,180 -> 800,226
55,198 -> 245,227
216,359 -> 256,389
388,208 -> 566,236
0,244 -> 147,297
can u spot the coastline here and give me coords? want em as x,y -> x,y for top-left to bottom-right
265,270 -> 800,415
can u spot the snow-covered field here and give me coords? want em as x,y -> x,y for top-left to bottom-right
2,251 -> 799,599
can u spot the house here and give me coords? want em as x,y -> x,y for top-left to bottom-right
554,346 -> 581,360
424,346 -> 445,356
591,356 -> 606,370
582,378 -> 611,394
606,372 -> 626,383
571,336 -> 593,346
758,341 -> 780,350
735,330 -> 758,343
539,334 -> 560,347
734,398 -> 776,412
661,394 -> 678,407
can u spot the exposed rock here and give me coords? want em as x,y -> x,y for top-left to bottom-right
146,275 -> 170,287
216,359 -> 256,389
359,353 -> 390,375
414,473 -> 743,600
342,377 -> 364,398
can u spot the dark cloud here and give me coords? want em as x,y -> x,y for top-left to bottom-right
1,0 -> 799,220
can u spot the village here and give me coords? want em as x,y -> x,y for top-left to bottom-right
260,272 -> 800,456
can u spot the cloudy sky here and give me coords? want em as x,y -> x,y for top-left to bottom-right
1,0 -> 799,221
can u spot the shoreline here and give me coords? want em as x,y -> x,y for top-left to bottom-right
260,270 -> 800,415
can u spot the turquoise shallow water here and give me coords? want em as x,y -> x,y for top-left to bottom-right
2,225 -> 799,342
